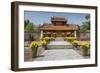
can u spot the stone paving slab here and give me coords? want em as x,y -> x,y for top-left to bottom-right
34,49 -> 84,61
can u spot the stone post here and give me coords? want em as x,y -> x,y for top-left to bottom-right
40,30 -> 43,39
74,30 -> 76,38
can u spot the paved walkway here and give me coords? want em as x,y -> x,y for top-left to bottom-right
34,49 -> 84,61
34,37 -> 84,61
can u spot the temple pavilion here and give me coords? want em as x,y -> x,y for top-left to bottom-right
40,17 -> 79,39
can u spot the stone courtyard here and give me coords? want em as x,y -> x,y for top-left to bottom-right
24,37 -> 85,61
34,49 -> 84,61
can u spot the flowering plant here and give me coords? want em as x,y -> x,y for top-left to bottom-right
80,41 -> 90,56
41,40 -> 48,49
64,37 -> 76,42
52,33 -> 56,37
29,41 -> 39,58
72,40 -> 79,48
43,37 -> 51,43
44,37 -> 50,40
72,40 -> 79,44
50,37 -> 55,41
41,40 -> 47,46
80,41 -> 89,48
29,41 -> 38,48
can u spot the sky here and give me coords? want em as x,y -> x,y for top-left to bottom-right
24,11 -> 89,26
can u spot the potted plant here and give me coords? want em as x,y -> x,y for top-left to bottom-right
44,37 -> 50,43
81,41 -> 90,56
29,41 -> 38,58
41,40 -> 47,49
72,40 -> 79,48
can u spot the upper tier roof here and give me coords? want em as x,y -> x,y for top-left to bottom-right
51,17 -> 67,22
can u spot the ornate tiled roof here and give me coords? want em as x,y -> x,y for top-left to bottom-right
40,17 -> 79,30
40,25 -> 78,30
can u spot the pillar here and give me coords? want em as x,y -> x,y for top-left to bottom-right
40,30 -> 43,39
74,30 -> 76,38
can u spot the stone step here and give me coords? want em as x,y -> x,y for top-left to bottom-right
47,41 -> 74,49
55,37 -> 64,41
47,45 -> 74,49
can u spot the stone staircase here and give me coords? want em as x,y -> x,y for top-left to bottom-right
47,37 -> 74,49
55,37 -> 64,41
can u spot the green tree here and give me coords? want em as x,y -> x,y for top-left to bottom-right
24,20 -> 35,32
24,20 -> 41,33
24,20 -> 29,28
25,23 -> 34,32
80,15 -> 90,32
33,25 -> 40,32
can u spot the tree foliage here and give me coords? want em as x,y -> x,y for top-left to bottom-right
25,23 -> 34,32
24,20 -> 40,32
24,20 -> 35,32
80,15 -> 90,32
24,20 -> 29,28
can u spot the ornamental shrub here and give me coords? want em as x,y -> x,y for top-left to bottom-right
80,41 -> 89,48
64,37 -> 76,42
72,40 -> 79,48
43,37 -> 50,42
30,41 -> 38,48
41,40 -> 46,46
41,40 -> 48,49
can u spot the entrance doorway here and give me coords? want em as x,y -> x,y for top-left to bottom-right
57,31 -> 62,37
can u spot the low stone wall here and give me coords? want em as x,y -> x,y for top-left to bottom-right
24,47 -> 33,61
